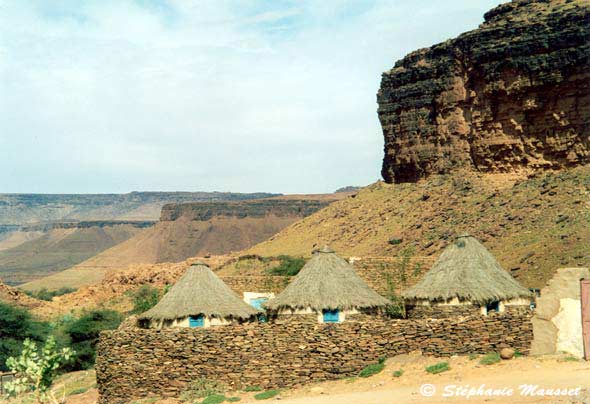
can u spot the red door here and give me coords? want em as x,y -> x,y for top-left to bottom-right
581,280 -> 590,361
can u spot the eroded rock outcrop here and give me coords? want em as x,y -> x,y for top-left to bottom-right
378,0 -> 590,183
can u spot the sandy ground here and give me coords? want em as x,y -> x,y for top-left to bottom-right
3,354 -> 589,404
261,354 -> 590,404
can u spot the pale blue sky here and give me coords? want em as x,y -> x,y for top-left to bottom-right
0,0 -> 503,194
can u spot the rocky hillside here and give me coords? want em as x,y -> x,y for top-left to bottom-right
247,166 -> 590,289
0,221 -> 151,285
22,196 -> 342,291
378,0 -> 590,183
0,191 -> 278,225
0,279 -> 45,310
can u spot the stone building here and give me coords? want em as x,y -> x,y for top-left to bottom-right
138,262 -> 261,328
403,235 -> 531,318
264,246 -> 390,323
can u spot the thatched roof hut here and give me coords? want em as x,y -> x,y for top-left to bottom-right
265,246 -> 389,322
139,262 -> 261,328
403,235 -> 531,314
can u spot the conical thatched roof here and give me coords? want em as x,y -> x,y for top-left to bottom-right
139,262 -> 261,321
265,246 -> 390,311
403,235 -> 531,304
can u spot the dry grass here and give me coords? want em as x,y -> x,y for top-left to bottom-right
247,167 -> 590,289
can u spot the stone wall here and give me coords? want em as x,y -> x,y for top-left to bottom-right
406,304 -> 480,319
220,275 -> 290,295
97,312 -> 533,403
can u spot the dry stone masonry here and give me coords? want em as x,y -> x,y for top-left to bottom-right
97,312 -> 533,403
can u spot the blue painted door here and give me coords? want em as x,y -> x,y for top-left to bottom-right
250,298 -> 268,310
323,309 -> 340,323
189,315 -> 204,327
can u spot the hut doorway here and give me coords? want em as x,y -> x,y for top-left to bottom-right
323,309 -> 340,323
189,315 -> 204,328
581,279 -> 590,360
486,301 -> 500,314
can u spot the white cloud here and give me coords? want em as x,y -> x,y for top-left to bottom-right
0,0 -> 502,194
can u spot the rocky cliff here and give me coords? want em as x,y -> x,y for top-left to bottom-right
22,197 -> 337,291
160,199 -> 330,222
378,0 -> 590,183
0,191 -> 278,225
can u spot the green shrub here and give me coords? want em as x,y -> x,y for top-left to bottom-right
201,394 -> 227,404
425,362 -> 450,374
4,336 -> 74,402
68,387 -> 89,395
226,398 -> 241,403
180,378 -> 227,401
468,354 -> 478,360
64,309 -> 123,370
24,287 -> 77,301
392,369 -> 404,378
267,256 -> 305,276
0,302 -> 50,371
131,285 -> 161,314
254,390 -> 280,400
384,273 -> 405,319
243,385 -> 263,392
514,351 -> 524,358
561,355 -> 580,362
479,352 -> 501,366
358,362 -> 385,378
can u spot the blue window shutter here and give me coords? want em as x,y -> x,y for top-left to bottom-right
323,309 -> 340,323
189,315 -> 204,327
250,298 -> 268,310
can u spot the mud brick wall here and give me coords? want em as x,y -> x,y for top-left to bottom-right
97,312 -> 533,403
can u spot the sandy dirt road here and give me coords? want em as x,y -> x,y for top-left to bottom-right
240,355 -> 590,404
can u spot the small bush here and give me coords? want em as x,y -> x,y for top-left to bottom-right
243,385 -> 263,392
254,390 -> 280,400
0,302 -> 50,371
201,394 -> 227,404
267,256 -> 305,276
131,285 -> 161,314
514,351 -> 524,358
468,354 -> 478,360
388,237 -> 402,245
64,309 -> 123,370
24,287 -> 77,301
392,369 -> 404,378
226,398 -> 241,403
180,378 -> 226,401
68,387 -> 89,396
358,362 -> 385,378
479,352 -> 501,366
425,362 -> 450,374
561,355 -> 580,362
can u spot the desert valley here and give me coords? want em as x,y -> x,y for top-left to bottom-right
1,0 -> 590,403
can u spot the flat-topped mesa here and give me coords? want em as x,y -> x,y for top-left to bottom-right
160,199 -> 331,222
377,0 -> 590,183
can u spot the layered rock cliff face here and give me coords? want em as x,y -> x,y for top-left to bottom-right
378,0 -> 590,183
160,200 -> 330,222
